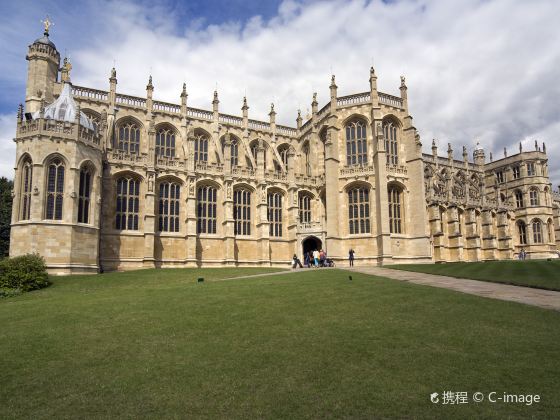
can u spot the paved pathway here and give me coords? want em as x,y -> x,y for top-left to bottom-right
344,266 -> 560,311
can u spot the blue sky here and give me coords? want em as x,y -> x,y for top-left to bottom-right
0,0 -> 285,114
1,0 -> 560,186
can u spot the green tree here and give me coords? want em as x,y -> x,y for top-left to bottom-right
0,177 -> 14,258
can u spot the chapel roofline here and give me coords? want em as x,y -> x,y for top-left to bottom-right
64,72 -> 407,139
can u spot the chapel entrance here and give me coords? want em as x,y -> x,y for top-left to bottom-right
302,236 -> 322,259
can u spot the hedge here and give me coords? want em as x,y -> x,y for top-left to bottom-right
0,253 -> 50,294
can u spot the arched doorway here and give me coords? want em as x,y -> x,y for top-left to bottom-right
302,236 -> 322,258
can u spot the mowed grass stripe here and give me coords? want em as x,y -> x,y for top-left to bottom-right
389,259 -> 560,291
1,268 -> 558,419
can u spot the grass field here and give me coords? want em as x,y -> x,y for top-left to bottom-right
1,268 -> 559,419
388,259 -> 560,291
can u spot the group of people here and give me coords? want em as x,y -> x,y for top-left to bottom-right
292,249 -> 335,268
518,248 -> 527,260
292,248 -> 357,268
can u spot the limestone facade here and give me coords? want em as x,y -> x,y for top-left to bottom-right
9,30 -> 560,274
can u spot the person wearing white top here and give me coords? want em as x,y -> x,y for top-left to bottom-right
312,249 -> 319,267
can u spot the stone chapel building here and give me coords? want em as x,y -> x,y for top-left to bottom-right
9,28 -> 560,274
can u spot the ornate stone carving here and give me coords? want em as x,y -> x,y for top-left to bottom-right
148,173 -> 154,192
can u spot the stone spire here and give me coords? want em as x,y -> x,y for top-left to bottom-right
110,67 -> 117,83
504,147 -> 507,158
296,109 -> 302,130
519,142 -> 522,153
447,143 -> 453,160
269,102 -> 276,124
431,139 -> 437,156
311,92 -> 318,116
109,67 -> 117,106
180,82 -> 188,113
330,75 -> 337,99
543,142 -> 546,153
462,145 -> 468,161
400,75 -> 408,110
146,75 -> 154,98
212,90 -> 219,113
60,57 -> 72,83
369,66 -> 377,92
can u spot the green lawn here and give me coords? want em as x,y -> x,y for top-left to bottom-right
1,268 -> 559,419
388,260 -> 560,291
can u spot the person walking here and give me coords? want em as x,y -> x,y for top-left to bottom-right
319,249 -> 325,267
312,249 -> 320,267
304,251 -> 310,268
349,248 -> 355,267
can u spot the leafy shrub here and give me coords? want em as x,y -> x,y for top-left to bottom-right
0,253 -> 50,292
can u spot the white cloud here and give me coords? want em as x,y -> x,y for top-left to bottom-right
0,114 -> 17,178
2,0 -> 560,185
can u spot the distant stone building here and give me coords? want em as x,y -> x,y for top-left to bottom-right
9,27 -> 560,274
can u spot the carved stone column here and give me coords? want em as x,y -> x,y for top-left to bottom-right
185,176 -> 197,265
372,120 -> 392,265
223,179 -> 235,265
143,171 -> 156,268
324,124 -> 341,258
287,148 -> 298,255
256,183 -> 270,265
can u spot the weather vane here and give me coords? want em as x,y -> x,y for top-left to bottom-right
41,15 -> 54,35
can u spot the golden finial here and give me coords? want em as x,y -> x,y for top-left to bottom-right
41,15 -> 54,35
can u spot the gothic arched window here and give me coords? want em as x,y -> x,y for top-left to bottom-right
77,166 -> 92,224
45,158 -> 65,220
234,189 -> 251,236
197,185 -> 217,234
388,186 -> 403,234
348,186 -> 370,234
532,220 -> 543,243
515,190 -> 524,208
231,138 -> 238,166
155,127 -> 176,158
115,176 -> 140,230
268,192 -> 283,237
299,193 -> 312,224
517,221 -> 527,245
529,188 -> 539,206
345,120 -> 367,166
302,141 -> 311,176
221,137 -> 239,167
116,120 -> 140,154
158,182 -> 180,232
383,120 -> 398,165
84,111 -> 101,133
278,145 -> 290,171
251,142 -> 258,165
194,133 -> 209,162
20,157 -> 33,221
